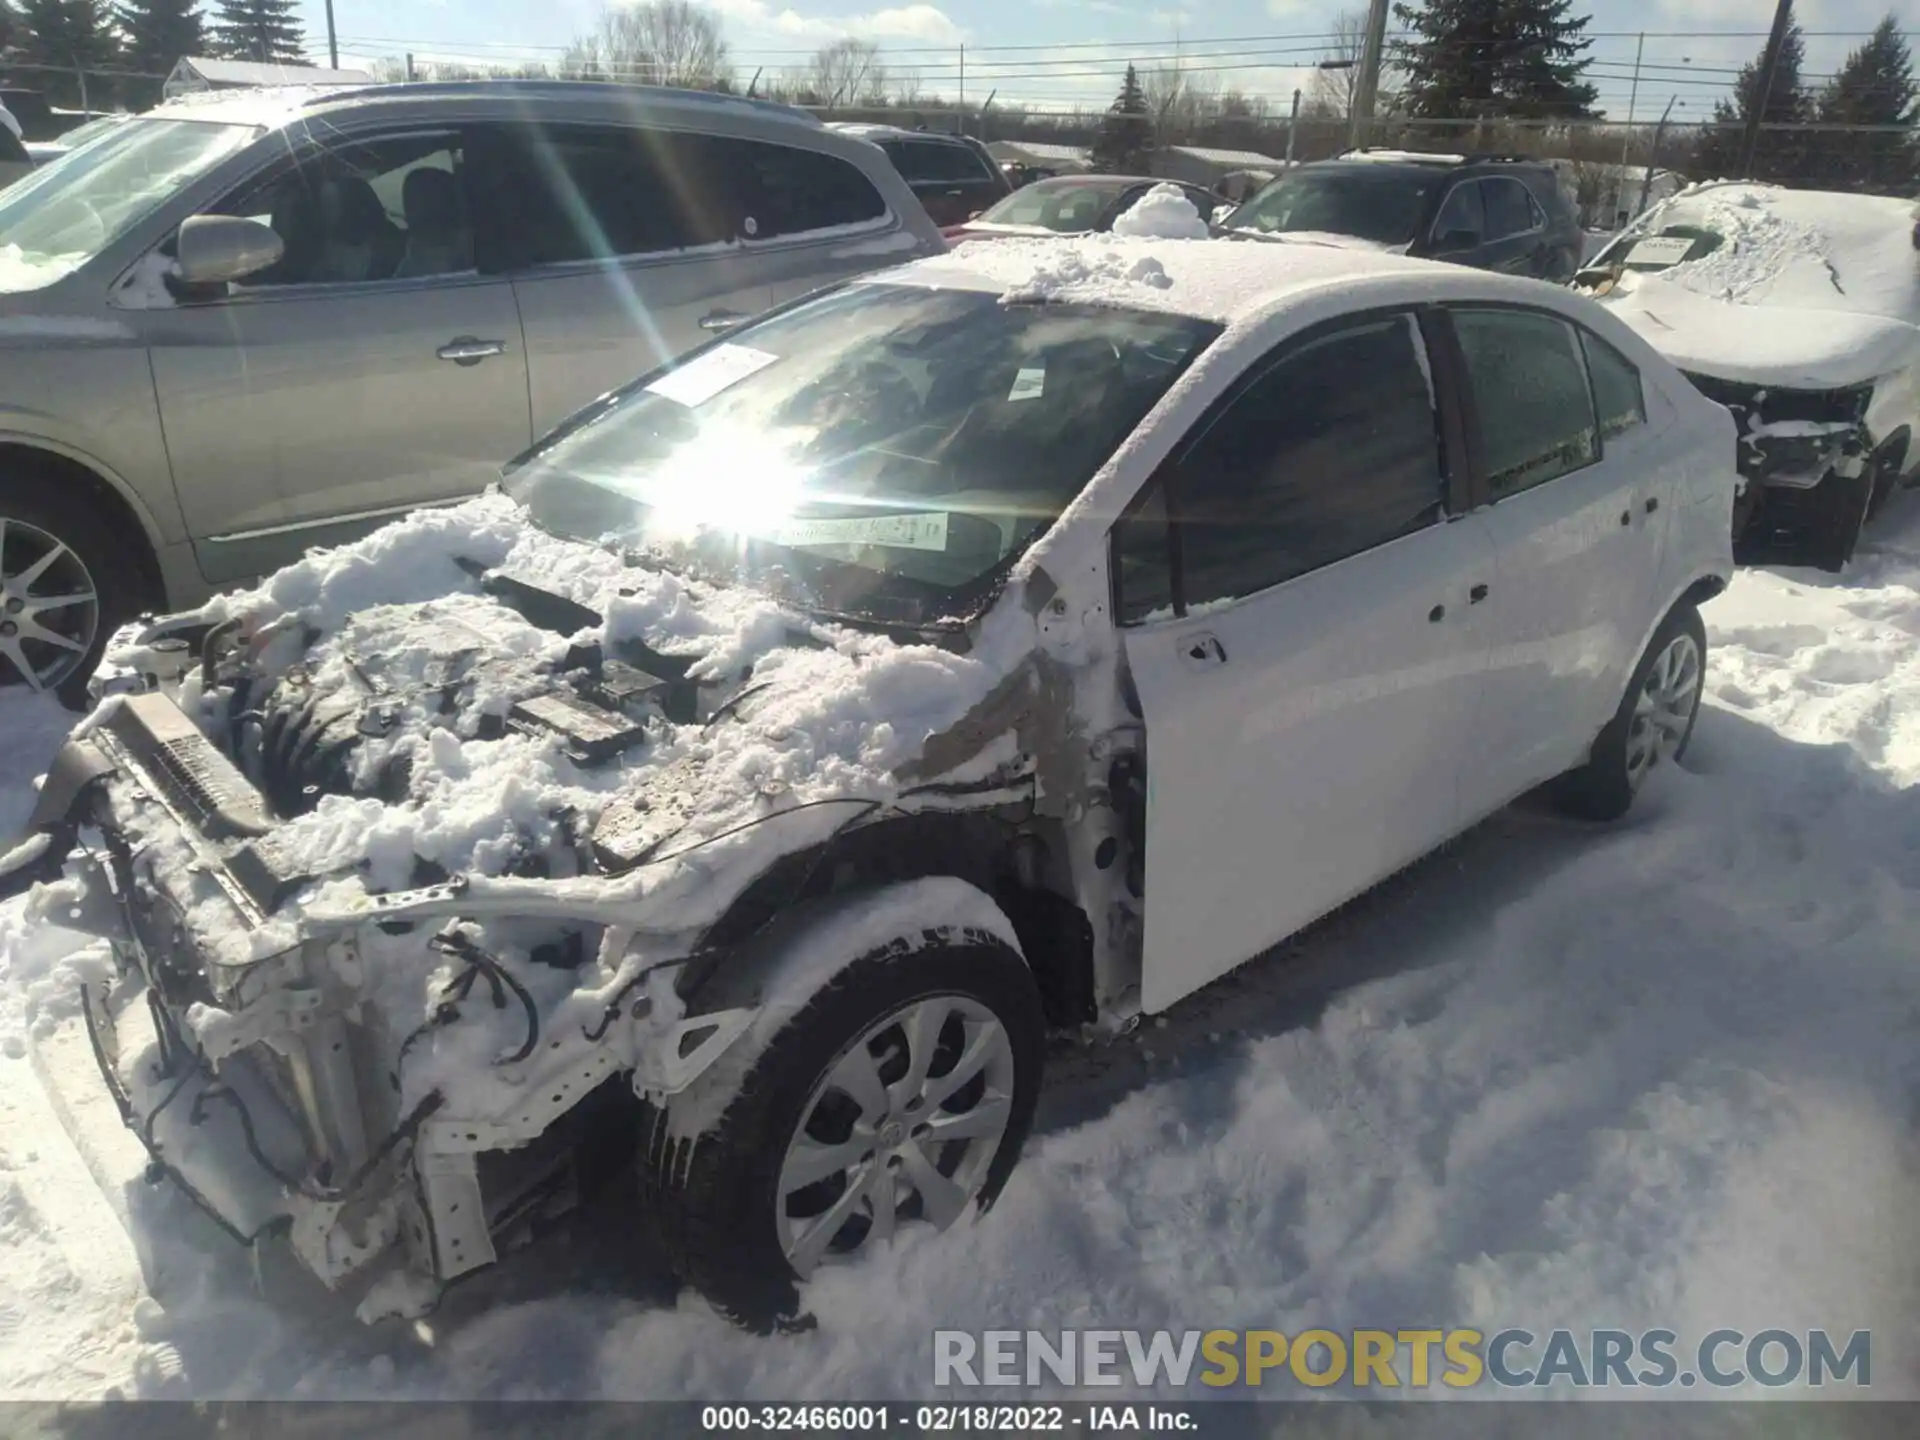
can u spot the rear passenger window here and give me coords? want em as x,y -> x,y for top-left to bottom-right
1480,178 -> 1534,239
1167,315 -> 1444,611
478,125 -> 743,266
1453,308 -> 1599,495
725,138 -> 888,238
1581,330 -> 1647,441
883,139 -> 992,184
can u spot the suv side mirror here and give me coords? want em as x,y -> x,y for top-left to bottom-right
175,215 -> 284,285
1433,227 -> 1482,254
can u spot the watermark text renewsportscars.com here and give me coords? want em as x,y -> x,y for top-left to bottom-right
932,1328 -> 1871,1390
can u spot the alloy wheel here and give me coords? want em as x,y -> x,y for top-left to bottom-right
1625,631 -> 1701,789
776,993 -> 1016,1275
0,515 -> 100,693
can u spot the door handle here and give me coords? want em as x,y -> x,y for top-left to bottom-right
1428,603 -> 1446,623
1469,583 -> 1489,604
699,309 -> 749,332
1645,495 -> 1660,514
1177,633 -> 1228,669
1619,509 -> 1632,527
437,337 -> 505,365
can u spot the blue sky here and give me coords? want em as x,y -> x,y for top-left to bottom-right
291,0 -> 1907,120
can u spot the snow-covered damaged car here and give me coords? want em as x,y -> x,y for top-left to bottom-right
1,237 -> 1735,1330
1577,182 -> 1920,571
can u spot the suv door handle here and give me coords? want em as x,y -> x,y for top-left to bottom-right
1178,633 -> 1228,669
699,309 -> 749,332
437,337 -> 505,365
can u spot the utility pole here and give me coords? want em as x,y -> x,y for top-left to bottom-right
957,43 -> 965,120
325,0 -> 339,70
1739,0 -> 1795,179
1619,32 -> 1643,169
1348,0 -> 1391,152
1637,94 -> 1676,217
1285,88 -> 1301,164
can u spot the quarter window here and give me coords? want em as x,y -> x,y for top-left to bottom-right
1433,181 -> 1486,242
1581,330 -> 1647,441
1163,314 -> 1445,612
1453,308 -> 1599,495
729,138 -> 887,238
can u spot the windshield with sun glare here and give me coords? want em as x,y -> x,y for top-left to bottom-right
503,282 -> 1219,626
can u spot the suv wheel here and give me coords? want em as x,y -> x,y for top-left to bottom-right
1555,603 -> 1706,822
0,486 -> 140,709
639,884 -> 1045,1330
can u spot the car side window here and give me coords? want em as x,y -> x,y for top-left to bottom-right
722,137 -> 888,238
1162,314 -> 1445,613
1434,181 -> 1485,242
885,139 -> 992,184
475,124 -> 742,267
218,132 -> 473,287
1479,178 -> 1535,240
1581,329 -> 1647,441
1112,482 -> 1175,626
1452,308 -> 1599,496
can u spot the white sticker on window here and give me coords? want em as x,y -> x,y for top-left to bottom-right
645,343 -> 779,407
1007,366 -> 1046,402
764,512 -> 951,552
1626,235 -> 1697,267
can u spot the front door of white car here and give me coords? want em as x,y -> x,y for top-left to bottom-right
1442,307 -> 1669,812
1116,312 -> 1497,1015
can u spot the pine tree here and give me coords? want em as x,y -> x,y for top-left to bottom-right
1815,14 -> 1917,194
1692,5 -> 1809,183
15,0 -> 122,108
1391,0 -> 1598,124
1091,65 -> 1152,173
117,0 -> 206,87
209,0 -> 303,64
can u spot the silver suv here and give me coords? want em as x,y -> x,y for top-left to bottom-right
0,81 -> 943,704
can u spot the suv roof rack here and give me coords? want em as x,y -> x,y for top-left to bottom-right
300,78 -> 820,125
1336,147 -> 1542,166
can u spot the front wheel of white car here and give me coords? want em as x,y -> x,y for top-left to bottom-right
1555,602 -> 1707,822
638,888 -> 1045,1330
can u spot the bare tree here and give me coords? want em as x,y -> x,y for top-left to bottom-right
811,38 -> 888,108
1142,60 -> 1221,144
561,1 -> 732,88
1309,10 -> 1366,120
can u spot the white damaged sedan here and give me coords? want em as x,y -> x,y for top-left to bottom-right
3,236 -> 1735,1329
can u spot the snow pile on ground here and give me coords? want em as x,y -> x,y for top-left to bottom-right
1109,184 -> 1212,241
4,496 -> 1920,1402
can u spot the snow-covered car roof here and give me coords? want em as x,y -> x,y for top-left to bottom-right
856,233 -> 1459,326
1591,182 -> 1920,389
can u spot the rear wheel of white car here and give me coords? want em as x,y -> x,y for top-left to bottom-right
638,906 -> 1045,1331
0,485 -> 142,709
1555,603 -> 1706,822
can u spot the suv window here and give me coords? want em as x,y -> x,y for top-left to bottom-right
1581,329 -> 1646,440
881,138 -> 993,185
1142,314 -> 1445,616
729,137 -> 889,238
221,131 -> 471,286
1480,177 -> 1537,240
476,124 -> 742,267
1433,180 -> 1485,242
1452,308 -> 1599,495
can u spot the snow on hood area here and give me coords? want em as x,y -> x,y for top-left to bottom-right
1593,183 -> 1920,389
1108,184 -> 1212,240
4,460 -> 1920,1399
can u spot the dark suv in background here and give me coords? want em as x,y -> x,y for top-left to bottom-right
1221,150 -> 1583,283
830,123 -> 1013,229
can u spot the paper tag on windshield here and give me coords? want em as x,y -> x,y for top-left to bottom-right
1626,235 -> 1697,267
766,512 -> 951,553
1008,366 -> 1046,402
644,343 -> 779,407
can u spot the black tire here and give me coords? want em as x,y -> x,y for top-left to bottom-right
0,479 -> 151,711
1554,602 -> 1707,823
638,919 -> 1045,1332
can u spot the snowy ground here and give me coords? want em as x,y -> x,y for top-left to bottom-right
3,492 -> 1920,1403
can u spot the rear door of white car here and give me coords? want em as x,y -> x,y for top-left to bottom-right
1437,305 -> 1669,815
1116,310 -> 1497,1014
